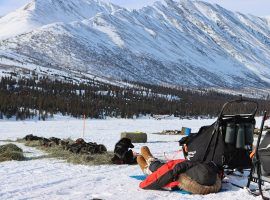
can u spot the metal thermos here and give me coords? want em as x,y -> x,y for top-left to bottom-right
245,123 -> 254,145
225,123 -> 235,144
236,124 -> 245,149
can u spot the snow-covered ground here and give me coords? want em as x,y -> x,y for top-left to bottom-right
0,116 -> 218,152
0,117 -> 268,199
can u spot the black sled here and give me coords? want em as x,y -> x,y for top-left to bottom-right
179,98 -> 258,171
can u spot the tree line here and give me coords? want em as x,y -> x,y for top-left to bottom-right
0,76 -> 269,120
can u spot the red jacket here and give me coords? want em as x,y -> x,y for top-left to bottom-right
140,159 -> 196,190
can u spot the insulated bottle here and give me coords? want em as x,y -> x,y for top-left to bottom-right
236,124 -> 245,149
245,123 -> 254,145
225,123 -> 235,144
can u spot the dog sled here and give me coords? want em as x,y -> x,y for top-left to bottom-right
179,97 -> 270,198
179,98 -> 258,171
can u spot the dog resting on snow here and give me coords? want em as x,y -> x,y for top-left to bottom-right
111,138 -> 137,165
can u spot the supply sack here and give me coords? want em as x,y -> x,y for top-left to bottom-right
185,162 -> 219,186
181,123 -> 224,168
258,131 -> 270,175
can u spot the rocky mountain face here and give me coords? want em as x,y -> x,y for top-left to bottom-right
0,0 -> 270,89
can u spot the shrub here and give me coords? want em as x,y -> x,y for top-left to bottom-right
0,143 -> 25,162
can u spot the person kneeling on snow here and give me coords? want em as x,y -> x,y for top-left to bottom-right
137,146 -> 222,194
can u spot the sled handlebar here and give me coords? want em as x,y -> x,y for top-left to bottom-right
218,98 -> 258,119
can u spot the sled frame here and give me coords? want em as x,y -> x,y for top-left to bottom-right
202,98 -> 258,166
247,111 -> 270,200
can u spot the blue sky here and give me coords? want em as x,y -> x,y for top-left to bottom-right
0,0 -> 269,16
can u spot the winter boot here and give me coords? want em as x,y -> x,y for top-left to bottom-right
137,155 -> 152,175
141,146 -> 157,165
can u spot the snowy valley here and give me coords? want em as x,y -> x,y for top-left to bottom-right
1,0 -> 270,199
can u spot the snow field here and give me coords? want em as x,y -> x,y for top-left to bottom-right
0,117 -> 268,199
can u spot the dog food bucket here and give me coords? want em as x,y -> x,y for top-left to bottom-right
185,128 -> 191,136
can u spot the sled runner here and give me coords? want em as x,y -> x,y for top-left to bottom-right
247,111 -> 270,200
179,98 -> 258,170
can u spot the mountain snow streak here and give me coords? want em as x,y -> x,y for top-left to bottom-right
0,0 -> 270,89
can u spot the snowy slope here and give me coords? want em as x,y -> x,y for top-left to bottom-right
1,0 -> 270,89
0,117 -> 269,199
0,0 -> 120,40
265,16 -> 270,25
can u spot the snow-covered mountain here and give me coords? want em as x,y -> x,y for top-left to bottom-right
265,16 -> 270,24
1,0 -> 270,89
0,0 -> 120,40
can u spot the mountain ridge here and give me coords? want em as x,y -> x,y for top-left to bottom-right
0,0 -> 121,40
